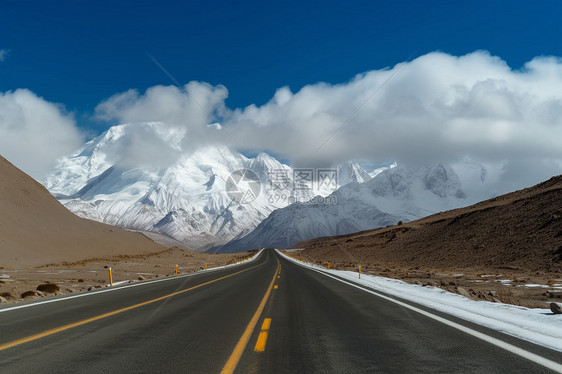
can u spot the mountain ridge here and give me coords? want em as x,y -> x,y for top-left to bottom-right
215,162 -> 493,252
45,122 -> 376,250
293,174 -> 562,273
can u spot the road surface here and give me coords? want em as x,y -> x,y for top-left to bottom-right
1,249 -> 561,373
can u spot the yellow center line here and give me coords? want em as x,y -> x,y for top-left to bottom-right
0,262 -> 263,352
260,318 -> 271,330
220,258 -> 279,374
254,318 -> 272,352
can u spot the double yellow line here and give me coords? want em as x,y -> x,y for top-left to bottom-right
0,263 -> 262,352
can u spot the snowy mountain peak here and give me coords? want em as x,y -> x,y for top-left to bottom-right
336,162 -> 372,186
423,163 -> 466,199
44,122 -> 380,250
218,160 -> 498,251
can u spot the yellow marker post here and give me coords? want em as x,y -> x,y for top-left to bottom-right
109,267 -> 113,287
175,264 -> 178,275
358,266 -> 361,279
328,262 -> 330,269
205,263 -> 207,270
225,261 -> 227,267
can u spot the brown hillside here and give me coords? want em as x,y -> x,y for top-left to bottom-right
296,175 -> 562,273
292,175 -> 562,307
0,155 -> 165,268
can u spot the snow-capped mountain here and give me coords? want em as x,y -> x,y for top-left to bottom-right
337,162 -> 372,185
216,162 -> 495,252
45,122 -> 374,250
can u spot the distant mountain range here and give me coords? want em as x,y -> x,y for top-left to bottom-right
292,173 -> 562,275
214,162 -> 495,251
45,122 -> 378,250
45,122 -> 501,252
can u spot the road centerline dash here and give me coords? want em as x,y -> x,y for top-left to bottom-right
220,258 -> 279,374
254,318 -> 272,352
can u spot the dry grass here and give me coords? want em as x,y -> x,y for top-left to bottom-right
0,247 -> 256,305
20,290 -> 36,298
0,292 -> 14,299
36,283 -> 60,294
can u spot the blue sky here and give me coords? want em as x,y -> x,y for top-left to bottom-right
2,1 -> 562,132
2,1 -> 562,189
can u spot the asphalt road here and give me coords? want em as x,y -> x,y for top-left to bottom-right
1,249 -> 561,373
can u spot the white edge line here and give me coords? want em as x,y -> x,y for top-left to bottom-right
0,249 -> 264,313
276,250 -> 562,373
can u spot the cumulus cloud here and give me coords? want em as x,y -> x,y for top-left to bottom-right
102,122 -> 185,169
226,51 -> 562,171
41,50 -> 560,192
95,82 -> 229,161
0,49 -> 8,61
0,89 -> 83,179
89,51 -> 562,191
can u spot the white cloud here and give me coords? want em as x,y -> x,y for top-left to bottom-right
0,89 -> 83,179
225,51 -> 562,169
11,50 -> 561,191
89,51 -> 562,191
95,82 -> 228,127
0,49 -> 8,61
95,82 -> 229,158
102,122 -> 185,169
219,51 -> 562,193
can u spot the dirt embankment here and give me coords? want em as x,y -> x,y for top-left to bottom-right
0,155 -> 166,268
292,175 -> 562,308
0,248 -> 256,304
0,155 -> 257,305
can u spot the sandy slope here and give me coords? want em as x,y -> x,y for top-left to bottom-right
0,155 -> 165,268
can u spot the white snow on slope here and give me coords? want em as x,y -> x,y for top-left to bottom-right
219,161 -> 497,251
368,162 -> 397,179
44,122 -> 374,250
278,251 -> 562,352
